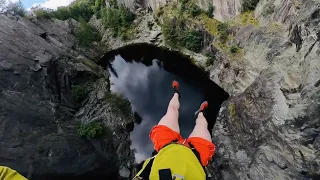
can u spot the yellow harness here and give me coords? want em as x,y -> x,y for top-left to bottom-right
0,166 -> 27,180
134,144 -> 206,180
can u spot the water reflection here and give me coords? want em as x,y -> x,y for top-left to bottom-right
99,43 -> 229,163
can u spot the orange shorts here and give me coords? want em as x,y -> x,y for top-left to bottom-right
149,125 -> 215,166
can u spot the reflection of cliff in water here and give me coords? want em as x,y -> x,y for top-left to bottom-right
99,43 -> 229,162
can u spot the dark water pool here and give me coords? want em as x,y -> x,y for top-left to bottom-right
99,44 -> 229,163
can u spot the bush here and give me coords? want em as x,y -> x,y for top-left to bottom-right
102,6 -> 136,38
242,0 -> 260,12
72,83 -> 93,103
78,122 -> 106,138
109,0 -> 118,8
32,8 -> 53,18
162,18 -> 183,47
205,51 -> 216,66
217,22 -> 229,43
163,17 -> 203,52
3,0 -> 26,16
207,3 -> 215,18
76,17 -> 101,47
230,46 -> 240,53
68,0 -> 95,21
189,3 -> 201,17
31,0 -> 95,21
105,92 -> 132,118
181,30 -> 203,52
181,1 -> 201,17
54,7 -> 70,20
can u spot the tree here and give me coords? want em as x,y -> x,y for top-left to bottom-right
1,0 -> 26,16
0,0 -> 6,13
242,0 -> 260,12
76,17 -> 101,47
208,3 -> 215,18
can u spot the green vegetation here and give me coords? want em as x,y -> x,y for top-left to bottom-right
162,18 -> 203,52
162,18 -> 183,47
65,0 -> 95,21
78,122 -> 106,138
293,0 -> 302,9
180,0 -> 201,17
262,2 -> 275,16
101,6 -> 136,39
217,22 -> 229,43
72,83 -> 93,103
109,0 -> 118,8
181,30 -> 202,52
1,0 -> 26,16
54,7 -> 71,20
30,0 -> 136,41
205,51 -> 216,66
32,0 -> 95,21
32,8 -> 53,18
242,0 -> 260,12
105,92 -> 132,118
230,45 -> 240,53
229,103 -> 236,119
76,17 -> 101,47
207,3 -> 215,18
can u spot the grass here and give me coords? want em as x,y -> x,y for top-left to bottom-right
78,122 -> 106,139
199,13 -> 221,37
267,22 -> 285,33
229,11 -> 259,27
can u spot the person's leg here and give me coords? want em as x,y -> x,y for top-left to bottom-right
149,81 -> 183,152
157,93 -> 180,133
187,102 -> 215,166
188,112 -> 211,141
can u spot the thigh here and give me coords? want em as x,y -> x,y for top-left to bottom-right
187,137 -> 215,166
149,125 -> 183,152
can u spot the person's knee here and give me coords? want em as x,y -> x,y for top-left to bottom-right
196,116 -> 207,126
167,105 -> 179,114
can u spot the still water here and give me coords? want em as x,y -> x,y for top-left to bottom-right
99,44 -> 229,163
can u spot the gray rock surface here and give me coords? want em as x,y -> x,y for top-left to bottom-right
111,0 -> 242,21
207,0 -> 320,179
0,14 -> 133,179
1,0 -> 319,179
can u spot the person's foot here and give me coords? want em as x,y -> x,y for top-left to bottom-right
172,80 -> 181,98
172,80 -> 179,92
195,101 -> 209,116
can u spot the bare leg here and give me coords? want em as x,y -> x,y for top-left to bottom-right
158,93 -> 180,133
189,112 -> 211,141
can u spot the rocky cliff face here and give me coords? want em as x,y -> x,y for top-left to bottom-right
110,0 -> 241,21
207,0 -> 320,179
0,14 -> 134,179
1,0 -> 319,179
